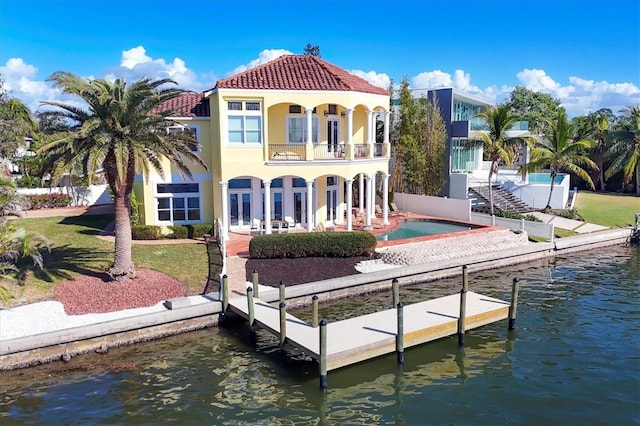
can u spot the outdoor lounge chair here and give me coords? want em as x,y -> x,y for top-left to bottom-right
375,204 -> 384,217
389,202 -> 409,216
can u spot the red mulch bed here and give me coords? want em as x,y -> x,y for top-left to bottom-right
245,256 -> 368,287
54,268 -> 188,315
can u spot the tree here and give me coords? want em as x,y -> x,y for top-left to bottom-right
0,77 -> 38,161
303,43 -> 321,57
389,78 -> 447,196
605,106 -> 640,195
39,73 -> 207,282
0,178 -> 49,304
573,108 -> 613,192
506,86 -> 561,136
526,109 -> 597,209
469,104 -> 536,216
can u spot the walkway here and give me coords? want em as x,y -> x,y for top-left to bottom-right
530,212 -> 609,233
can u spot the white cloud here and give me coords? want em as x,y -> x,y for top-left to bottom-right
104,46 -> 214,92
228,49 -> 293,76
349,69 -> 391,90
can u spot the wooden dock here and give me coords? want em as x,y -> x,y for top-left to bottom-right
228,290 -> 511,372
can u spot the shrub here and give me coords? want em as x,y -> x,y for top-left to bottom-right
168,224 -> 212,239
16,176 -> 41,188
26,193 -> 72,209
495,210 -> 543,223
131,225 -> 163,240
249,231 -> 377,259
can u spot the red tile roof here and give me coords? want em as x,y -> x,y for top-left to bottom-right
216,55 -> 389,96
152,92 -> 210,117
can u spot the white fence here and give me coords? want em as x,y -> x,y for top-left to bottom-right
470,212 -> 555,242
393,192 -> 471,222
17,184 -> 113,207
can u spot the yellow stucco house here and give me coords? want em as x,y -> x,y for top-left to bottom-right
136,55 -> 391,240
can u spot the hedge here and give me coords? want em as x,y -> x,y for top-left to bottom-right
26,193 -> 72,209
168,224 -> 213,239
249,231 -> 377,259
131,225 -> 163,240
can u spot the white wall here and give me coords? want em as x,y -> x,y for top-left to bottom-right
17,184 -> 113,206
393,192 -> 471,221
449,173 -> 469,199
503,177 -> 570,209
470,212 -> 555,241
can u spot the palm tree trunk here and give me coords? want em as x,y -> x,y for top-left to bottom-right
488,167 -> 494,217
109,192 -> 135,282
545,176 -> 556,210
635,164 -> 640,196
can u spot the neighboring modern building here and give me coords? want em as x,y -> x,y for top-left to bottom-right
136,55 -> 392,238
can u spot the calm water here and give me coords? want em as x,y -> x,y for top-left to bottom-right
1,246 -> 638,425
377,219 -> 477,241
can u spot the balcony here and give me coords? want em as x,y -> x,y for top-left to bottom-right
268,143 -> 387,162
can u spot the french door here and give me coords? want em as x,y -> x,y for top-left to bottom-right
229,191 -> 251,228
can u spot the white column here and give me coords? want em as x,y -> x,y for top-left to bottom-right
369,173 -> 377,220
358,173 -> 364,210
306,180 -> 314,232
383,111 -> 390,145
346,108 -> 353,145
382,173 -> 390,225
365,176 -> 372,228
366,109 -> 373,145
305,108 -> 313,145
220,181 -> 229,240
346,178 -> 353,232
263,180 -> 272,234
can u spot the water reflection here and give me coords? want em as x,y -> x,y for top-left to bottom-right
0,246 -> 638,425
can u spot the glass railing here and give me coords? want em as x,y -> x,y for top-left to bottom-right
469,119 -> 529,132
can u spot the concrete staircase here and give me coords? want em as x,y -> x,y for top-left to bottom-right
469,185 -> 534,214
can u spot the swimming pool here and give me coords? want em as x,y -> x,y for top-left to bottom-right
527,172 -> 567,184
376,218 -> 481,241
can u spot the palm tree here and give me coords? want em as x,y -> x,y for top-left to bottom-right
574,109 -> 612,191
0,178 -> 49,304
469,104 -> 536,216
526,109 -> 597,210
39,72 -> 207,282
605,106 -> 640,195
0,96 -> 38,160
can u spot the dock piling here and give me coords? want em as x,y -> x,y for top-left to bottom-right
279,302 -> 287,350
247,287 -> 256,344
508,277 -> 521,330
458,266 -> 468,346
392,278 -> 399,308
319,319 -> 328,389
312,295 -> 319,328
279,281 -> 285,304
222,274 -> 229,312
396,302 -> 404,365
252,270 -> 259,298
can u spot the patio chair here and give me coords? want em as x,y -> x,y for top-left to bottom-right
389,202 -> 409,216
375,204 -> 384,217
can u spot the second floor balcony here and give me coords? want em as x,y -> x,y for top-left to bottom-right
268,142 -> 389,162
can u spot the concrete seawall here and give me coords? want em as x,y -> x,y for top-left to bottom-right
0,228 -> 633,370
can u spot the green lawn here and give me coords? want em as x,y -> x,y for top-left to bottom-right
9,214 -> 211,305
575,192 -> 640,228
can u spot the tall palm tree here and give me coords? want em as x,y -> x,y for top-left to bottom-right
574,109 -> 612,191
605,106 -> 640,195
469,104 -> 536,216
526,109 -> 597,210
0,97 -> 38,160
39,72 -> 207,282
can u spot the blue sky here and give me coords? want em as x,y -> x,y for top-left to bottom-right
1,0 -> 638,117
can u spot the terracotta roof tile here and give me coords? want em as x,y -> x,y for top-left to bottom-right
152,92 -> 209,117
216,55 -> 389,96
